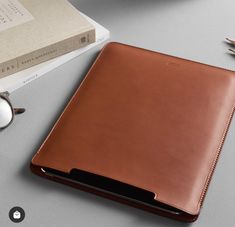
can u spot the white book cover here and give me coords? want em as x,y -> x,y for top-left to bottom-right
0,12 -> 110,93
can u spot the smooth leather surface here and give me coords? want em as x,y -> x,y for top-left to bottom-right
31,42 -> 235,221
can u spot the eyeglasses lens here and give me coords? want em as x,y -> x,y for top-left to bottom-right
0,97 -> 13,129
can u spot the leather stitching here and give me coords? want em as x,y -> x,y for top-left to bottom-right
197,104 -> 235,211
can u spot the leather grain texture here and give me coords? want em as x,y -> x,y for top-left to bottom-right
31,42 -> 235,221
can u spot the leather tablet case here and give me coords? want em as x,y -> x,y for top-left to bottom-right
31,42 -> 235,222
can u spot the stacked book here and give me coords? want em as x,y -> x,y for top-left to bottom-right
0,0 -> 109,92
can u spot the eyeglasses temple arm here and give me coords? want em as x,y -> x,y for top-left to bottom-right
14,108 -> 25,115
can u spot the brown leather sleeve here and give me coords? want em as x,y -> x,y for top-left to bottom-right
31,42 -> 235,222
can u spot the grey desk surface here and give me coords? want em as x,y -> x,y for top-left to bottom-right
1,0 -> 235,226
